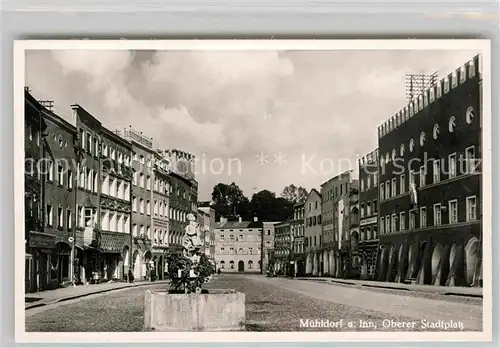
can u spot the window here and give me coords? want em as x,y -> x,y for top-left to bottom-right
449,116 -> 456,133
367,202 -> 371,216
68,170 -> 73,189
67,208 -> 72,229
420,207 -> 427,228
147,176 -> 151,190
380,218 -> 385,234
399,212 -> 405,231
433,124 -> 440,140
140,174 -> 144,188
238,234 -> 243,241
132,197 -> 137,212
220,234 -> 225,241
443,154 -> 456,180
230,261 -> 234,269
380,183 -> 385,200
361,179 -> 365,192
385,181 -> 390,199
400,174 -> 405,194
466,106 -> 475,124
466,196 -> 477,221
420,131 -> 426,146
409,138 -> 415,153
419,166 -> 426,187
373,200 -> 378,214
140,198 -> 144,214
449,200 -> 458,224
400,143 -> 405,157
360,203 -> 365,217
58,207 -> 63,228
86,132 -> 92,153
410,209 -> 417,229
48,161 -> 54,181
433,160 -> 441,183
386,215 -> 392,233
433,204 -> 442,226
46,204 -> 53,226
57,165 -> 64,185
465,146 -> 476,174
391,178 -> 397,197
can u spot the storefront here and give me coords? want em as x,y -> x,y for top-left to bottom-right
27,231 -> 56,292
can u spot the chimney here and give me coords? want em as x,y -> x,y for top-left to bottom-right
253,216 -> 258,222
238,216 -> 242,223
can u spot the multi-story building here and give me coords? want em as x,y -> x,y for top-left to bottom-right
198,206 -> 216,262
71,104 -> 106,285
261,221 -> 279,273
25,90 -> 50,292
304,189 -> 322,276
151,150 -> 171,280
291,202 -> 306,276
166,149 -> 195,180
273,221 -> 292,275
346,181 -> 360,278
358,149 -> 380,279
99,128 -> 133,281
377,55 -> 482,287
125,127 -> 155,280
215,217 -> 263,273
168,171 -> 195,256
320,171 -> 352,278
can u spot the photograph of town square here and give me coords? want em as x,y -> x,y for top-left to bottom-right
21,45 -> 486,333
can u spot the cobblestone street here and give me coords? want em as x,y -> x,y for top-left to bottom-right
25,274 -> 482,332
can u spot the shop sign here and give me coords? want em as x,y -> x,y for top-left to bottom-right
360,217 -> 377,226
29,231 -> 56,249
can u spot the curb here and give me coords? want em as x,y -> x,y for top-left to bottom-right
25,281 -> 170,310
298,278 -> 483,298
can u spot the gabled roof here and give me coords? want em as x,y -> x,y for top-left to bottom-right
215,221 -> 263,229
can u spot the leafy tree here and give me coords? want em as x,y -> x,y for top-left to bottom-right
211,182 -> 249,220
250,190 -> 293,221
281,184 -> 308,204
165,253 -> 213,294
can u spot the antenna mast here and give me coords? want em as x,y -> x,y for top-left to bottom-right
405,71 -> 438,102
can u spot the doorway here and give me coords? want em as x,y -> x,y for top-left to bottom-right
238,260 -> 244,272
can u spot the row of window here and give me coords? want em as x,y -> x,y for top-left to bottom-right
292,225 -> 304,237
219,260 -> 260,269
359,226 -> 378,241
306,215 -> 322,227
305,235 -> 322,248
360,200 -> 378,218
274,249 -> 290,257
322,182 -> 350,203
379,196 -> 477,234
380,147 -> 477,202
100,210 -> 131,233
381,105 -> 476,163
218,247 -> 259,255
293,208 -> 305,220
360,171 -> 379,192
293,243 -> 305,254
102,175 -> 131,201
45,204 -> 72,230
219,234 -> 261,242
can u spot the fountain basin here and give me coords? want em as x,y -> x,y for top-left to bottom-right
144,289 -> 245,331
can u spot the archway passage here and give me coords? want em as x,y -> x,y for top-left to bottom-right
238,260 -> 245,272
132,250 -> 141,280
51,242 -> 71,284
464,237 -> 480,286
431,244 -> 445,285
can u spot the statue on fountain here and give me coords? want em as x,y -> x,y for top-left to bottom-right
181,213 -> 204,292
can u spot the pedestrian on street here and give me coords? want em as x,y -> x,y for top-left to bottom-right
128,269 -> 134,283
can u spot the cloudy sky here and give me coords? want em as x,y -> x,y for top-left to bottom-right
25,48 -> 478,201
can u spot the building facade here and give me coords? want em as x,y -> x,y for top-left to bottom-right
168,171 -> 194,256
198,206 -> 216,262
215,218 -> 263,273
304,189 -> 322,276
126,128 -> 155,281
261,221 -> 279,273
358,149 -> 380,279
291,202 -> 306,276
377,55 -> 482,287
273,222 -> 292,275
99,128 -> 133,281
320,171 -> 352,278
25,90 -> 51,292
151,150 -> 171,280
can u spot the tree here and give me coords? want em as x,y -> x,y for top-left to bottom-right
250,190 -> 292,221
281,184 -> 308,204
211,182 -> 249,220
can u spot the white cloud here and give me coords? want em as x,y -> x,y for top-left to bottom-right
26,48 -> 480,199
